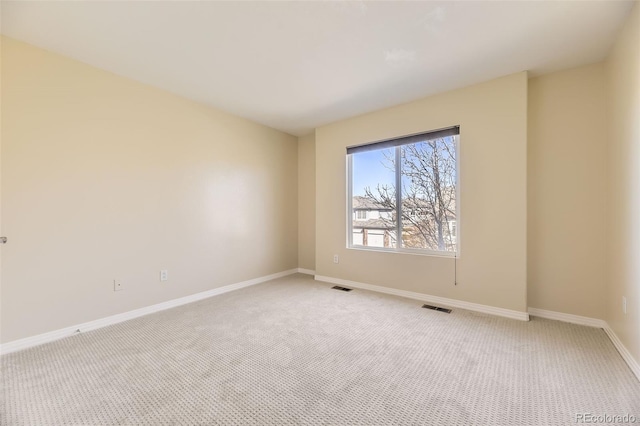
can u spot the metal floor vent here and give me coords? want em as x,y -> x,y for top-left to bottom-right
332,286 -> 353,292
422,304 -> 452,313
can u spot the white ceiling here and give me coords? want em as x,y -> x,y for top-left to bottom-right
1,1 -> 634,136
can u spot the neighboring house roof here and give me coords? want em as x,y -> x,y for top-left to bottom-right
352,196 -> 392,211
353,218 -> 395,230
403,197 -> 456,221
402,197 -> 430,209
352,196 -> 456,228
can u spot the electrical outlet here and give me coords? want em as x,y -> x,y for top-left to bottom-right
113,280 -> 123,291
333,255 -> 339,264
160,270 -> 168,282
623,296 -> 627,315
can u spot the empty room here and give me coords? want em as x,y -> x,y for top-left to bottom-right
1,1 -> 639,424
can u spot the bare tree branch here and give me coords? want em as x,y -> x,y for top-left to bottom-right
360,137 -> 457,252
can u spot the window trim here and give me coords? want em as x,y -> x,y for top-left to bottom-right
346,130 -> 460,258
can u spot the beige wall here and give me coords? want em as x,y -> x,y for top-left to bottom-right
315,72 -> 528,313
0,38 -> 3,340
528,64 -> 607,318
0,37 -> 298,343
297,133 -> 316,271
3,4 -> 637,361
605,3 -> 640,363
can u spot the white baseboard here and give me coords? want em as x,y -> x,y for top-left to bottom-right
602,326 -> 640,382
315,277 -> 639,382
5,269 -> 637,383
527,307 -> 639,382
0,268 -> 298,355
527,307 -> 607,328
314,275 -> 530,321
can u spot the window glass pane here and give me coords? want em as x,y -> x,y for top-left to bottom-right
351,148 -> 397,248
400,136 -> 457,252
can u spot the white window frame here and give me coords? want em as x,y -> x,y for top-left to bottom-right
346,132 -> 460,258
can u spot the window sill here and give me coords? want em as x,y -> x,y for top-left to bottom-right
347,245 -> 458,259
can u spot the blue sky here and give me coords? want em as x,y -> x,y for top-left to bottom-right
352,138 -> 455,198
351,148 -> 395,196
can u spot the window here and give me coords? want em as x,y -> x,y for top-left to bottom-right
347,126 -> 459,256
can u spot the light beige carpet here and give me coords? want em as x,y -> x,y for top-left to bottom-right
1,274 -> 639,425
